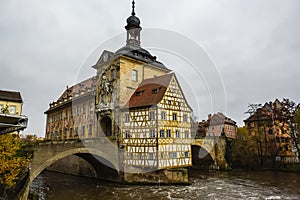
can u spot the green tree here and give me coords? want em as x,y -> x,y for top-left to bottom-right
230,127 -> 259,169
0,134 -> 29,189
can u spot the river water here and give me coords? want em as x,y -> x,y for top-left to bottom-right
29,170 -> 300,200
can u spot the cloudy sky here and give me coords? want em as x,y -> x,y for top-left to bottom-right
0,0 -> 299,136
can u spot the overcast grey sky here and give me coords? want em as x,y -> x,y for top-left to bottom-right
0,0 -> 299,136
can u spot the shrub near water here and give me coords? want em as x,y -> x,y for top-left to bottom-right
0,134 -> 29,189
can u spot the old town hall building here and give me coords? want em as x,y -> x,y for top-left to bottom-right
45,1 -> 193,182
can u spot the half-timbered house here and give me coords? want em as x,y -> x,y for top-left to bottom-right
121,73 -> 193,171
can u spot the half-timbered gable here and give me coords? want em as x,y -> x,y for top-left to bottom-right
121,73 -> 192,170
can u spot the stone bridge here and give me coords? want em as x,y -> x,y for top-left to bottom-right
20,138 -> 121,200
192,137 -> 229,169
20,137 -> 229,199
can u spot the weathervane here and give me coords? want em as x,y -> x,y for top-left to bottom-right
132,0 -> 136,16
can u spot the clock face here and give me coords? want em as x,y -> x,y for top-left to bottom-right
9,106 -> 16,114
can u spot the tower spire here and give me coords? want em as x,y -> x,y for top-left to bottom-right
132,0 -> 136,16
125,0 -> 142,47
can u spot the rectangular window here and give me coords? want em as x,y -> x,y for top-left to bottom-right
150,130 -> 155,138
173,152 -> 177,158
83,104 -> 86,114
149,153 -> 154,160
70,128 -> 73,138
125,114 -> 130,122
173,113 -> 177,121
65,110 -> 68,119
130,153 -> 133,160
111,92 -> 114,103
183,114 -> 187,122
138,153 -> 142,160
101,95 -> 105,104
176,130 -> 180,138
88,124 -> 93,136
9,105 -> 16,114
132,70 -> 138,82
125,130 -> 130,139
149,112 -> 155,120
77,106 -> 80,116
185,131 -> 190,138
161,152 -> 164,159
82,126 -> 85,137
64,129 -> 67,138
111,69 -> 115,80
166,130 -> 171,138
169,152 -> 173,159
90,102 -> 93,113
0,104 -> 3,113
161,112 -> 166,120
160,130 -> 165,138
184,152 -> 189,158
75,127 -> 79,137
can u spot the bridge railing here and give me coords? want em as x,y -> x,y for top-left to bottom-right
26,137 -> 110,146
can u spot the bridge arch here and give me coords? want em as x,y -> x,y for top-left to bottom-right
191,145 -> 216,169
30,147 -> 120,183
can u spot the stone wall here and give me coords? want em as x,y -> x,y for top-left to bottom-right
124,168 -> 189,184
46,155 -> 97,178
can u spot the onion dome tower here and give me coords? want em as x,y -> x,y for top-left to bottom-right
125,0 -> 142,47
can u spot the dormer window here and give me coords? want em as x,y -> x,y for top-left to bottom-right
136,91 -> 143,96
152,88 -> 159,94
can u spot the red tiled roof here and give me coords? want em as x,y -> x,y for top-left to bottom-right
58,76 -> 96,101
0,90 -> 22,103
123,73 -> 174,109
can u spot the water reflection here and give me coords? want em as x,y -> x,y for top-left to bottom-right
30,170 -> 300,200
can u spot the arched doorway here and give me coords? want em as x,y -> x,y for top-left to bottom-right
100,116 -> 112,137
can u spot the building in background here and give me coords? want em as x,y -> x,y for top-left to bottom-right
196,112 -> 237,139
0,90 -> 28,134
244,99 -> 298,163
44,77 -> 97,140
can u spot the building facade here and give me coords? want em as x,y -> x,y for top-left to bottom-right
196,112 -> 237,139
0,90 -> 28,134
121,73 -> 193,171
244,99 -> 298,163
45,77 -> 97,140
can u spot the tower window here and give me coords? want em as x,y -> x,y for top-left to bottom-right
132,70 -> 138,82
